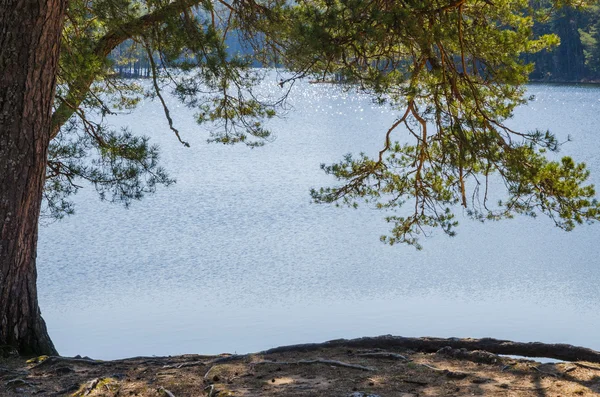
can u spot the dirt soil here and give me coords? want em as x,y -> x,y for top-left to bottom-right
2,344 -> 600,396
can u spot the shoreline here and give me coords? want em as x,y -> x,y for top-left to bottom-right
528,79 -> 600,85
3,335 -> 600,396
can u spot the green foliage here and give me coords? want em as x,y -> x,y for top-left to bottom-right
48,0 -> 600,248
579,5 -> 600,73
526,1 -> 600,81
49,0 -> 285,216
296,0 -> 600,247
44,117 -> 173,220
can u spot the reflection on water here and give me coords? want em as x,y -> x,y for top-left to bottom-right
38,79 -> 600,359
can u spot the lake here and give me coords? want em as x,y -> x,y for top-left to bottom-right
37,78 -> 600,359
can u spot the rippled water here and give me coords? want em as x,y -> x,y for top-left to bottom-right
38,79 -> 600,359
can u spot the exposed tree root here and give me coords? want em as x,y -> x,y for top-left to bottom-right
262,335 -> 600,363
30,356 -> 102,370
252,359 -> 375,371
203,365 -> 215,379
7,340 -> 600,397
575,362 -> 600,371
496,384 -> 549,391
163,361 -> 206,369
50,383 -> 79,396
436,346 -> 500,364
357,352 -> 409,360
162,354 -> 246,369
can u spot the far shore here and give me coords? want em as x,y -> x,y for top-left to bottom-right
528,79 -> 600,85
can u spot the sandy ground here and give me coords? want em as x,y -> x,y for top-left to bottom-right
2,342 -> 600,396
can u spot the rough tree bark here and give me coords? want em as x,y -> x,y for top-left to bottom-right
0,0 -> 67,355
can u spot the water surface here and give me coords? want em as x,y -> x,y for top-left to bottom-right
38,80 -> 600,359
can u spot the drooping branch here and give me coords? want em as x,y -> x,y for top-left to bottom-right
143,41 -> 190,147
51,0 -> 203,139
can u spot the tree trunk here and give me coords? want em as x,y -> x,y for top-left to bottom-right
0,0 -> 67,355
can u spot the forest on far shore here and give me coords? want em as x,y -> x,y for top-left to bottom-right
525,4 -> 600,82
111,4 -> 600,83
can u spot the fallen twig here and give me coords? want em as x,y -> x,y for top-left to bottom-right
204,384 -> 215,397
418,363 -> 444,372
83,378 -> 99,396
159,386 -> 176,397
530,365 -> 558,378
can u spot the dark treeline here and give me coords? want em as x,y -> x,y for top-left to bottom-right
110,40 -> 152,78
109,32 -> 255,78
110,4 -> 600,83
525,4 -> 600,82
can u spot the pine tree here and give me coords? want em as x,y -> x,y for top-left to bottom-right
580,5 -> 600,74
1,0 -> 599,354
